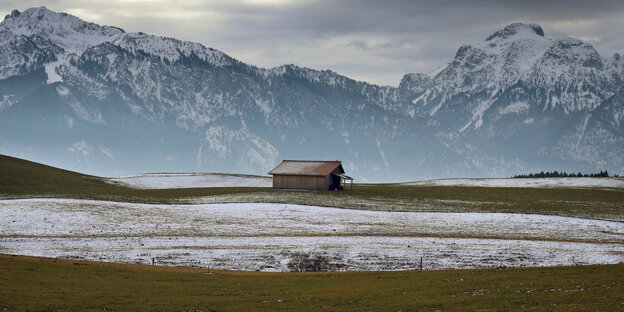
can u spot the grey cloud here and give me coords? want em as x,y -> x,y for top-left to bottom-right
1,0 -> 623,86
347,40 -> 369,50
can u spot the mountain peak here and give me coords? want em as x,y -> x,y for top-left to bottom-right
4,9 -> 20,19
1,6 -> 125,46
486,23 -> 544,41
399,72 -> 432,93
3,6 -> 59,24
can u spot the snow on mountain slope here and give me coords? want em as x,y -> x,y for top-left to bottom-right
407,22 -> 623,130
0,7 -> 623,180
0,7 -> 431,180
554,87 -> 624,170
113,31 -> 233,66
0,25 -> 60,80
0,7 -> 232,88
0,7 -> 408,128
458,23 -> 552,89
410,23 -> 554,126
523,37 -> 617,113
1,7 -> 123,51
397,22 -> 624,178
1,7 -> 123,84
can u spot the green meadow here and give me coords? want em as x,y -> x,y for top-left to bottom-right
1,154 -> 623,311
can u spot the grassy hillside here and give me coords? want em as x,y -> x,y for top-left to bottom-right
0,154 -> 266,201
1,254 -> 622,311
1,154 -> 623,220
0,154 -> 112,194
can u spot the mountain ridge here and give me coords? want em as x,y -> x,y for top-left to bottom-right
1,7 -> 622,181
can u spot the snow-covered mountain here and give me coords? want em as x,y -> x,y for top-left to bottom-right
401,22 -> 624,177
0,7 -> 622,180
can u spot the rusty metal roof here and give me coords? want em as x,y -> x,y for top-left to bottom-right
268,160 -> 344,176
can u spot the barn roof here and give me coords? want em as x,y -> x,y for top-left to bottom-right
268,160 -> 344,176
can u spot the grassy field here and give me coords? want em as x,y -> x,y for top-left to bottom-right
2,154 -> 623,220
0,254 -> 622,311
2,155 -> 624,310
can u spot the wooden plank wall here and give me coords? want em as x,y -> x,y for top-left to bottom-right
272,175 -> 330,190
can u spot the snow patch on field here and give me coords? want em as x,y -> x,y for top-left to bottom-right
108,173 -> 271,189
1,199 -> 622,271
3,236 -> 622,272
403,177 -> 624,188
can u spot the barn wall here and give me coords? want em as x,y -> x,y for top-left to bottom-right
272,175 -> 329,190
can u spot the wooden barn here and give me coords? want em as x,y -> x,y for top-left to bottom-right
268,160 -> 353,190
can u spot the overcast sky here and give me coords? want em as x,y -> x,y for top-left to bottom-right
2,0 -> 623,86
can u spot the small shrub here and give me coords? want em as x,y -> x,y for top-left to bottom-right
287,252 -> 338,272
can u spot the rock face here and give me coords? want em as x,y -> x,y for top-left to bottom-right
0,7 -> 622,180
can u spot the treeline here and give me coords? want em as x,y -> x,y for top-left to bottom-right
512,170 -> 618,178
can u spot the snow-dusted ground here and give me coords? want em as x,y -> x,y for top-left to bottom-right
403,177 -> 624,188
1,199 -> 622,271
108,175 -> 624,190
108,173 -> 271,189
